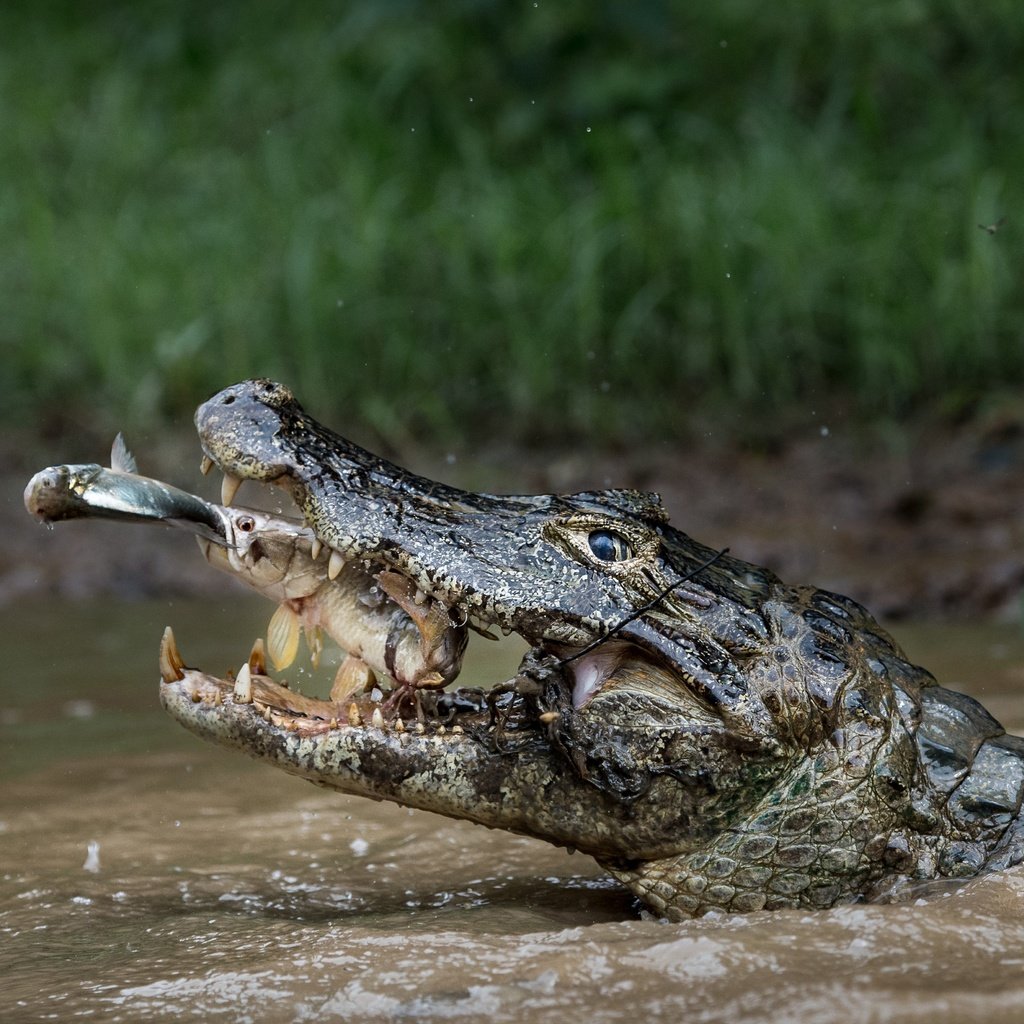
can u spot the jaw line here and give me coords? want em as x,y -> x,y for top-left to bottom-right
194,468 -> 637,722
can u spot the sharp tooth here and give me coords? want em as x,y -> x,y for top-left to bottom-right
311,538 -> 323,561
328,549 -> 345,581
348,703 -> 362,727
221,473 -> 243,506
539,711 -> 561,724
233,662 -> 253,703
200,454 -> 214,476
159,626 -> 186,682
371,708 -> 385,730
267,603 -> 301,671
394,717 -> 406,733
248,637 -> 267,676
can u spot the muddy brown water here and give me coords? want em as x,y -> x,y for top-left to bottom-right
3,596 -> 1024,1023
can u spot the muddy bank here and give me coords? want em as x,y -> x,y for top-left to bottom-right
4,414 -> 1023,622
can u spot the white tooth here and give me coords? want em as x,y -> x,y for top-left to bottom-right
200,455 -> 214,476
348,703 -> 362,727
328,549 -> 345,581
311,538 -> 323,561
234,663 -> 253,704
371,708 -> 385,730
159,626 -> 186,683
221,473 -> 243,506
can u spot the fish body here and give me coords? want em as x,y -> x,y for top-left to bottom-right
24,440 -> 467,694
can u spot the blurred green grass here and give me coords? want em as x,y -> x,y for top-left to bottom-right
2,0 -> 1022,447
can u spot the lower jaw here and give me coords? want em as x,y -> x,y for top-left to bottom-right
157,625 -> 549,742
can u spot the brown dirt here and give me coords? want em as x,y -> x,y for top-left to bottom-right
4,414 -> 1023,623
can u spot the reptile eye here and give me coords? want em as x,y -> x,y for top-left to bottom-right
587,529 -> 633,562
237,515 -> 256,533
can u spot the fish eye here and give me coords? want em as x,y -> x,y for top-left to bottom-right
587,529 -> 633,562
237,515 -> 256,533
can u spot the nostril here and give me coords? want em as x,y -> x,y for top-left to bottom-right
222,395 -> 235,405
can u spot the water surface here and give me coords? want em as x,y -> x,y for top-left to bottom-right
3,598 -> 1024,1023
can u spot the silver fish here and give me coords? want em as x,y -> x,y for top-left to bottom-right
24,438 -> 467,700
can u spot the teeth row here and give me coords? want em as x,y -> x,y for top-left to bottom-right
205,468 -> 488,645
207,467 -> 485,648
164,628 -> 476,737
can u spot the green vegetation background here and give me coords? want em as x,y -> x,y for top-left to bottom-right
3,1 -> 1021,448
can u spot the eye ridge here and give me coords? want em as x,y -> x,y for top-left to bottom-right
587,529 -> 633,562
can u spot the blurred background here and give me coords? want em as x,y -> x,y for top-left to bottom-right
3,0 -> 1023,618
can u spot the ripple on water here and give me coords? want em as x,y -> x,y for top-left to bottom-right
4,603 -> 1024,1021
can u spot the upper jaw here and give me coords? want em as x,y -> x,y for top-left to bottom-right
196,458 -> 698,721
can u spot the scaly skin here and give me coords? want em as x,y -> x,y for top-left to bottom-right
49,380 -> 1024,918
180,380 -> 1024,916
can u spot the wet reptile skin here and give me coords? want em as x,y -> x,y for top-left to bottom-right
176,379 -> 1024,918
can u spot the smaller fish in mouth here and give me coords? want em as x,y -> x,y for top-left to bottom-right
23,437 -> 475,718
29,386 -> 1024,922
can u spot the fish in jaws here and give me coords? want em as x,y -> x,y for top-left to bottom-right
26,384 -> 1024,919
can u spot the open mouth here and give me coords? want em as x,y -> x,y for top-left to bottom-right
157,473 -> 653,750
160,481 -> 575,745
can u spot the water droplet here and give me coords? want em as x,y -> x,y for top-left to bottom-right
83,841 -> 100,874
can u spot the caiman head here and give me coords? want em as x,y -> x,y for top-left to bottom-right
160,379 -> 1024,919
